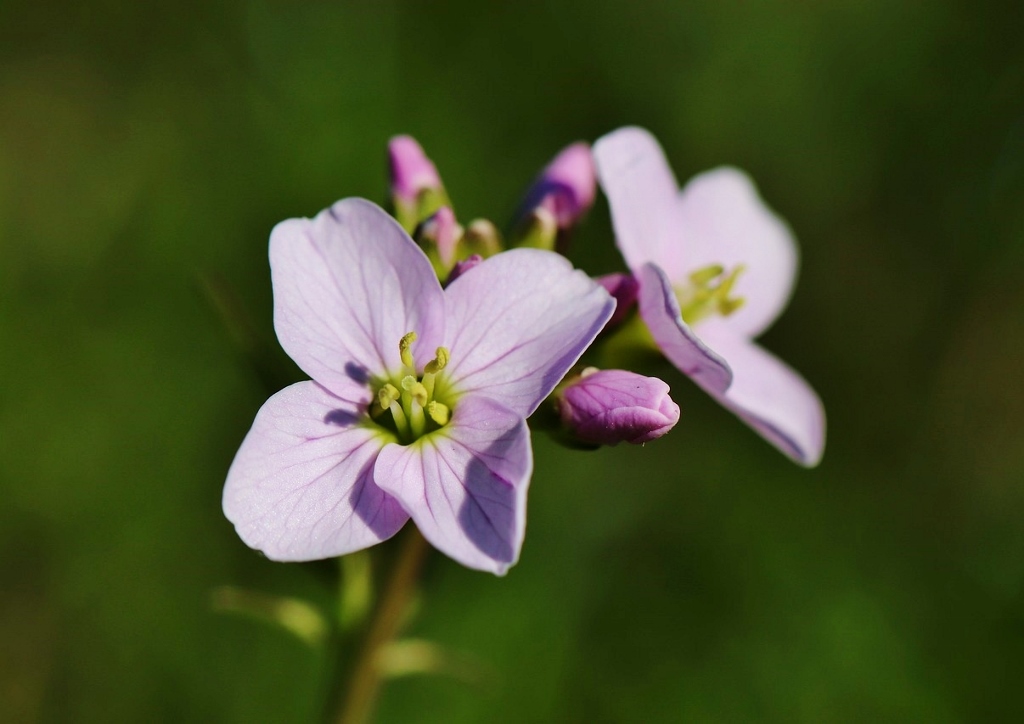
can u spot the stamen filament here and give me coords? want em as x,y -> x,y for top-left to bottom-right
388,401 -> 411,438
409,399 -> 426,439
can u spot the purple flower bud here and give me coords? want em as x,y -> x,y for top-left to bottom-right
558,369 -> 679,446
388,135 -> 443,205
518,142 -> 597,232
446,254 -> 483,285
417,206 -> 461,267
596,272 -> 639,327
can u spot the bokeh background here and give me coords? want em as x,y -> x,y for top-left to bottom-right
3,1 -> 1024,721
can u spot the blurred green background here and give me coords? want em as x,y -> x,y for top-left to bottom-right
3,0 -> 1024,721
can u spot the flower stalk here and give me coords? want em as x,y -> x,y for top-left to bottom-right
333,529 -> 431,724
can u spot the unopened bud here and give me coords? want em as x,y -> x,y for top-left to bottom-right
388,135 -> 447,231
596,272 -> 640,328
517,142 -> 596,231
512,207 -> 558,251
417,206 -> 463,269
462,219 -> 502,258
558,369 -> 679,446
446,254 -> 484,285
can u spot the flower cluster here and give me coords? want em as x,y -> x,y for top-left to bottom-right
224,129 -> 825,574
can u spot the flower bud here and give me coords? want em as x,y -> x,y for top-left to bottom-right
558,368 -> 679,446
416,206 -> 462,270
462,219 -> 502,258
388,135 -> 446,231
446,254 -> 483,285
528,142 -> 596,228
512,142 -> 596,249
596,272 -> 639,328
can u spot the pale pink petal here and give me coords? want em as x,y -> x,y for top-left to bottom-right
442,248 -> 614,417
270,198 -> 445,394
223,382 -> 409,560
593,127 -> 689,281
676,167 -> 798,338
373,397 -> 531,575
698,326 -> 825,467
637,263 -> 732,395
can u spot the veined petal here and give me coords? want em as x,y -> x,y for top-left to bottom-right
593,127 -> 689,281
373,397 -> 531,575
637,263 -> 732,394
270,198 -> 445,394
442,248 -> 614,417
698,326 -> 825,467
675,167 -> 798,338
223,382 -> 409,560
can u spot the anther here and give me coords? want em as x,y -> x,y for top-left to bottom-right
423,347 -> 450,375
427,401 -> 450,426
399,331 -> 418,369
378,383 -> 400,409
689,264 -> 725,286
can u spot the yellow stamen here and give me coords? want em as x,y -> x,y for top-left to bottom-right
399,331 -> 417,369
426,401 -> 450,426
378,383 -> 400,409
423,347 -> 450,375
689,264 -> 725,286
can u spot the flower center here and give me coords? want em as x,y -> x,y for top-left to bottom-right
675,263 -> 747,326
370,331 -> 456,444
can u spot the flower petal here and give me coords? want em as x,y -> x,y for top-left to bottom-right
442,248 -> 614,417
223,381 -> 409,560
698,327 -> 826,467
637,263 -> 732,394
270,198 -> 445,394
675,167 -> 798,338
593,126 -> 689,280
373,397 -> 531,575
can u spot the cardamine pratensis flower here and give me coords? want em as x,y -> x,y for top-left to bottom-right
223,199 -> 613,574
593,127 -> 825,466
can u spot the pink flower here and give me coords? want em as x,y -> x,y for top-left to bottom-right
558,368 -> 679,446
223,199 -> 613,574
593,127 -> 825,466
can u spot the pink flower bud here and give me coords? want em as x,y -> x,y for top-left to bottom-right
518,142 -> 596,231
388,135 -> 443,205
596,272 -> 639,327
418,206 -> 461,267
446,254 -> 483,284
558,369 -> 679,446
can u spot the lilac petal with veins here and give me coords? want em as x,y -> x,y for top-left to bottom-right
224,382 -> 409,560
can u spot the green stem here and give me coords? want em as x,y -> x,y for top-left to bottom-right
334,528 -> 430,724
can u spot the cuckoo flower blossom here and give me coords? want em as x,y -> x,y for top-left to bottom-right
593,127 -> 825,466
224,199 -> 613,574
